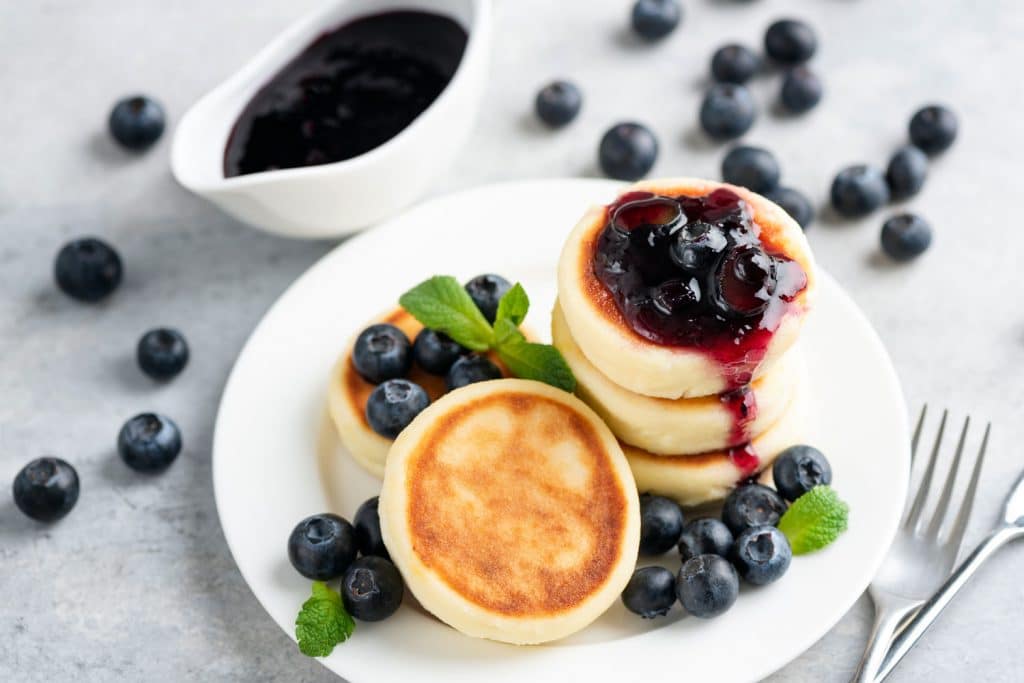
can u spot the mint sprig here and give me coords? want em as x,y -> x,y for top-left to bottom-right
295,581 -> 355,657
778,485 -> 849,555
400,276 -> 576,392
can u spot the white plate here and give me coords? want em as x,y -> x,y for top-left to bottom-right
213,179 -> 910,683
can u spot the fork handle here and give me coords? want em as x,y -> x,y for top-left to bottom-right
850,592 -> 921,683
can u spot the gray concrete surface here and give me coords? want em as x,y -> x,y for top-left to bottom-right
2,0 -> 1023,680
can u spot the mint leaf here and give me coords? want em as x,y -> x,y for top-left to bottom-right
295,581 -> 355,657
399,276 -> 494,351
778,485 -> 849,555
496,327 -> 576,392
495,283 -> 530,327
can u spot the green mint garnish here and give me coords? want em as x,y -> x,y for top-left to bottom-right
295,581 -> 355,657
778,485 -> 849,555
400,276 -> 576,392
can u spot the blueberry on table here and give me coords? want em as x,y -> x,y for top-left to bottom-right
354,496 -> 389,559
711,44 -> 760,85
288,513 -> 358,580
772,445 -> 832,502
639,494 -> 685,555
137,328 -> 189,380
445,355 -> 503,391
909,104 -> 958,155
54,237 -> 123,302
676,554 -> 739,618
464,274 -> 511,323
12,457 -> 80,522
885,145 -> 929,200
342,556 -> 404,621
678,518 -> 734,562
780,66 -> 823,114
764,19 -> 817,64
352,324 -> 412,384
722,483 -> 788,535
598,122 -> 659,181
730,526 -> 792,585
764,186 -> 814,229
108,95 -> 166,150
413,329 -> 465,376
117,413 -> 182,473
631,0 -> 682,41
699,84 -> 757,140
621,566 -> 677,618
880,213 -> 932,261
721,145 -> 781,194
365,379 -> 430,438
830,164 -> 890,218
535,80 -> 583,128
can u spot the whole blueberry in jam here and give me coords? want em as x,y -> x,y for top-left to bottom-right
711,246 -> 776,319
699,84 -> 757,140
669,221 -> 728,273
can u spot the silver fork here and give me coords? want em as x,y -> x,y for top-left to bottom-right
851,407 -> 987,683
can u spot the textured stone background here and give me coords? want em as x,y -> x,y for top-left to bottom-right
2,0 -> 1023,681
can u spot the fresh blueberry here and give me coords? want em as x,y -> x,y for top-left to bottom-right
598,122 -> 659,180
108,95 -> 166,150
631,0 -> 681,41
446,355 -> 502,391
676,554 -> 739,618
54,237 -> 123,302
413,329 -> 466,376
765,186 -> 814,229
352,324 -> 412,384
909,105 -> 958,156
764,19 -> 817,64
535,80 -> 583,128
722,483 -> 788,535
342,556 -> 404,621
780,66 -> 823,114
830,164 -> 890,218
639,494 -> 685,555
137,328 -> 189,380
670,221 -> 729,273
365,379 -> 430,438
464,274 -> 512,323
711,44 -> 760,85
721,145 -> 781,194
12,457 -> 80,522
287,513 -> 358,580
117,413 -> 182,473
772,445 -> 833,502
881,213 -> 932,261
621,566 -> 677,618
885,145 -> 929,200
354,496 -> 389,559
731,526 -> 792,585
678,518 -> 735,562
699,84 -> 757,140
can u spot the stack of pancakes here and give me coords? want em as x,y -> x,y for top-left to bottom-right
553,178 -> 817,507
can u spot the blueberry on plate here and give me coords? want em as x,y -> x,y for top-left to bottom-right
354,496 -> 389,559
446,355 -> 503,391
676,554 -> 739,618
764,19 -> 817,64
780,66 -> 823,114
670,221 -> 729,273
535,80 -> 583,128
764,186 -> 814,229
464,274 -> 512,323
885,145 -> 929,200
137,328 -> 189,380
909,104 -> 958,155
12,457 -> 80,522
54,237 -> 123,302
722,483 -> 787,535
288,513 -> 358,580
772,445 -> 832,502
711,44 -> 760,85
342,556 -> 404,621
880,213 -> 932,261
365,379 -> 430,439
413,329 -> 465,376
830,164 -> 890,218
117,413 -> 182,473
352,324 -> 412,384
730,526 -> 792,585
721,145 -> 781,194
621,566 -> 677,618
598,122 -> 659,181
678,518 -> 734,562
699,84 -> 757,140
639,494 -> 685,555
631,0 -> 681,41
108,95 -> 166,150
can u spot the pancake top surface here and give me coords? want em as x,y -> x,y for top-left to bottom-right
402,386 -> 631,617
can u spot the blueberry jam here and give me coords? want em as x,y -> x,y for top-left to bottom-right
224,11 -> 467,177
719,387 -> 761,475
